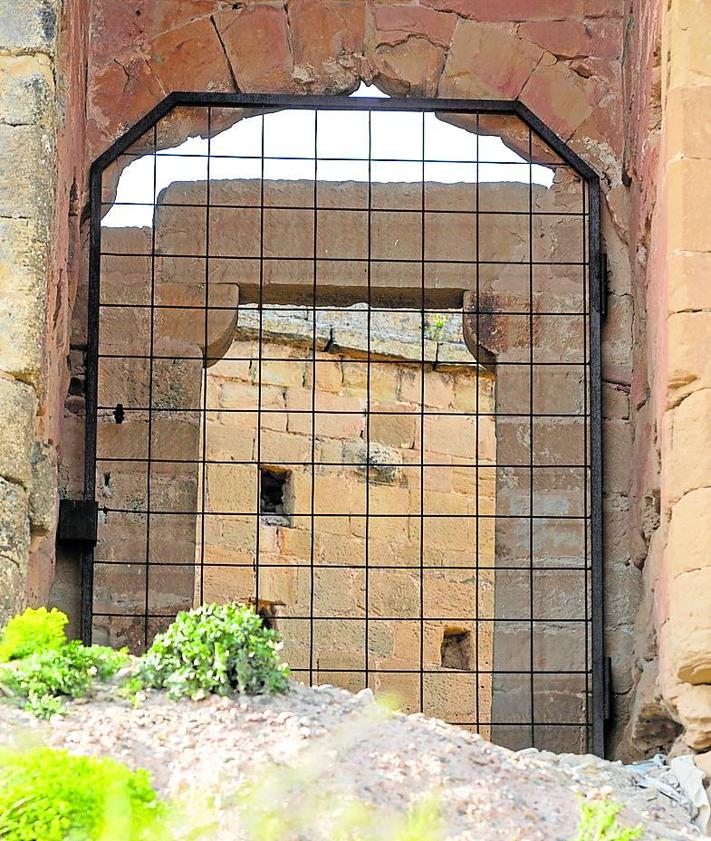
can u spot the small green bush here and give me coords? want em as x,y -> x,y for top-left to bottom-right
572,798 -> 642,841
0,746 -> 168,841
0,607 -> 68,662
137,603 -> 289,700
1,641 -> 128,718
0,608 -> 128,718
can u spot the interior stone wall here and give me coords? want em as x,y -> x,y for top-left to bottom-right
197,313 -> 496,729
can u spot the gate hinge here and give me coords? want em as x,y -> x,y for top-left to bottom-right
600,251 -> 609,320
603,656 -> 613,721
57,499 -> 99,547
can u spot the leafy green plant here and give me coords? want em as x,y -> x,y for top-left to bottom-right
0,608 -> 128,718
0,640 -> 128,718
137,603 -> 289,700
0,607 -> 68,662
572,798 -> 642,841
0,746 -> 168,841
424,314 -> 447,342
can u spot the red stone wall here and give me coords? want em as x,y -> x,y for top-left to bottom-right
23,0 -> 90,607
50,0 -> 645,754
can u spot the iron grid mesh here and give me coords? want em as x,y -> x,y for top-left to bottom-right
86,95 -> 603,755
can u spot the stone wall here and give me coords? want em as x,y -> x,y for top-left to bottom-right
619,0 -> 711,766
199,310 -> 496,729
0,0 -> 650,756
64,168 -> 596,752
73,0 -> 637,756
0,0 -> 89,622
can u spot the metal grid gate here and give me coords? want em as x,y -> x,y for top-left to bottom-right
85,93 -> 604,755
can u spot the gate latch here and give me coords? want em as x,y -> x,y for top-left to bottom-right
57,499 -> 99,547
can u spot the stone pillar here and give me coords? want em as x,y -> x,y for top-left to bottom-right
654,0 -> 711,754
0,0 -> 70,623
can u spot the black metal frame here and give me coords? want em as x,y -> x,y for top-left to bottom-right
85,91 -> 605,756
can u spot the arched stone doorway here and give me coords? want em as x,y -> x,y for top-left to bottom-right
83,90 -> 602,754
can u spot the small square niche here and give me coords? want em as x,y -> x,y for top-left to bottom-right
441,628 -> 472,671
260,467 -> 291,527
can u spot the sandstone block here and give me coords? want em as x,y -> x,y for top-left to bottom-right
677,684 -> 711,750
370,414 -> 416,449
287,0 -> 365,90
439,21 -> 542,100
668,567 -> 711,685
624,659 -> 680,754
0,0 -> 58,53
666,313 -> 711,405
373,5 -> 456,47
0,124 -> 53,218
0,217 -> 47,385
0,477 -> 30,573
667,0 -> 711,88
0,54 -> 53,126
664,389 -> 711,507
421,0 -> 583,22
521,58 -> 594,141
0,376 -> 36,486
372,37 -> 445,98
668,252 -> 711,315
213,6 -> 293,93
0,556 -> 23,624
667,489 -> 711,579
667,159 -> 711,254
28,441 -> 57,534
666,85 -> 711,161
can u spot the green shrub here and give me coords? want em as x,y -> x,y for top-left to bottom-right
572,798 -> 642,841
0,607 -> 68,662
0,641 -> 128,718
0,608 -> 128,718
137,603 -> 289,700
0,746 -> 168,841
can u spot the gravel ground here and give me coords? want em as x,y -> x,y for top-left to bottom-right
0,682 -> 704,840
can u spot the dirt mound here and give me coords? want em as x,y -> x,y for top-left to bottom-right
0,683 -> 703,840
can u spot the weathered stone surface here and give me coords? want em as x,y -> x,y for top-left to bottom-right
372,37 -> 445,97
213,5 -> 293,93
28,441 -> 58,535
667,565 -> 711,686
0,477 -> 31,574
0,124 -> 53,218
439,21 -> 542,100
146,17 -> 235,94
665,84 -> 711,160
668,253 -> 711,315
0,0 -> 59,53
521,58 -> 595,141
0,55 -> 53,126
663,389 -> 711,507
287,0 -> 365,91
676,685 -> 711,750
0,556 -> 24,624
372,5 -> 456,48
0,218 -> 46,387
420,0 -> 584,21
667,159 -> 711,255
0,377 -> 36,487
624,659 -> 680,755
666,314 -> 711,406
666,491 -> 711,591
